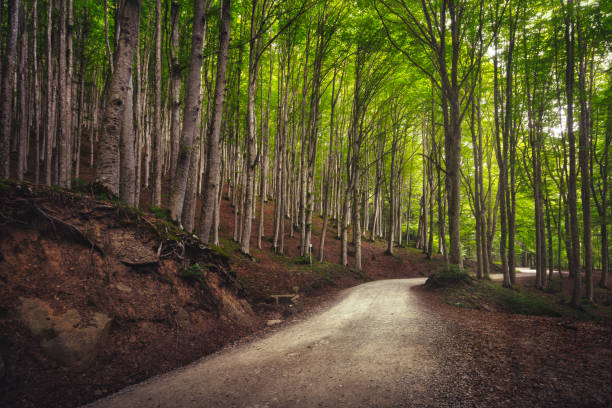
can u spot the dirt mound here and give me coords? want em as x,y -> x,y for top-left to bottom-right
0,182 -> 255,408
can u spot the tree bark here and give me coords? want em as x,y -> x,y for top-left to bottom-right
168,0 -> 207,221
120,76 -> 136,205
152,0 -> 163,207
577,16 -> 593,300
0,0 -> 19,178
200,0 -> 231,242
168,0 -> 181,182
565,0 -> 581,307
95,0 -> 142,194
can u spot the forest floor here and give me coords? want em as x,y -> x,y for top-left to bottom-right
87,278 -> 612,408
1,180 -> 611,407
0,181 -> 443,408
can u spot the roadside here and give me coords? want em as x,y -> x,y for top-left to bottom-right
0,181 -> 441,408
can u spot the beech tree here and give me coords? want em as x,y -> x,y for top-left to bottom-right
0,0 -> 609,303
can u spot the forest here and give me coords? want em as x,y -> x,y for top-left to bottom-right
0,0 -> 610,307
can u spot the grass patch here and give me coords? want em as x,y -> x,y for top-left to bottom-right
425,265 -> 474,289
489,284 -> 561,317
292,255 -> 311,265
148,205 -> 173,222
208,244 -> 232,259
435,276 -> 612,320
180,263 -> 206,281
350,267 -> 372,281
217,237 -> 241,257
311,262 -> 341,286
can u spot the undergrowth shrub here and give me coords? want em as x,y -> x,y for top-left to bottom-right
425,265 -> 474,289
180,264 -> 206,281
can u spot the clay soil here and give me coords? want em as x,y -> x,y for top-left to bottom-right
2,180 -> 611,407
415,285 -> 612,407
0,182 -> 442,408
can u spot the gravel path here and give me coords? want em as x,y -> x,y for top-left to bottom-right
85,278 -> 462,407
84,278 -> 612,408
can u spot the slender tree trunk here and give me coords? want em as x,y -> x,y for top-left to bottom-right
152,0 -> 163,206
33,0 -> 40,184
387,125 -> 398,255
577,20 -> 593,300
57,0 -> 69,187
45,0 -> 55,185
103,0 -> 113,73
200,0 -> 231,242
594,103 -> 610,287
257,49 -> 272,249
120,76 -> 136,205
65,0 -> 73,184
169,0 -> 180,182
17,9 -> 27,181
565,0 -> 581,306
95,0 -> 142,194
168,0 -> 207,221
320,69 -> 340,261
1,0 -> 19,179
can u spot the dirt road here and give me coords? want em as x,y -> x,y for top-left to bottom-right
85,278 -> 612,408
86,278 -> 461,407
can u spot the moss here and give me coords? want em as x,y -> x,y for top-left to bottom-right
292,255 -> 311,265
114,201 -> 145,221
425,265 -> 474,289
436,277 -> 608,320
180,264 -> 206,281
350,267 -> 372,281
489,284 -> 561,317
148,206 -> 173,222
217,237 -> 241,256
70,178 -> 89,192
209,244 -> 232,259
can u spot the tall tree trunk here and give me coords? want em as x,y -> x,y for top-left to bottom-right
387,123 -> 398,255
257,50 -> 272,249
298,30 -> 311,257
0,0 -> 18,178
493,34 -> 510,287
565,0 -> 581,307
168,0 -> 207,221
593,102 -> 610,287
320,68 -> 340,261
17,7 -> 27,181
152,0 -> 163,207
66,0 -> 73,184
120,76 -> 136,205
200,0 -> 231,243
45,0 -> 55,185
33,0 -> 40,185
95,0 -> 142,194
169,0 -> 181,182
577,17 -> 593,300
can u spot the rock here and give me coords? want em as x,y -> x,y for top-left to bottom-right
174,307 -> 191,328
266,319 -> 282,326
17,298 -> 112,368
115,283 -> 133,293
18,298 -> 54,336
106,230 -> 158,266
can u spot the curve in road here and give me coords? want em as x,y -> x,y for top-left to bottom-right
86,278 -> 458,408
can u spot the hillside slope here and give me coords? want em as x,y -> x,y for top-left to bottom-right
0,181 -> 444,407
0,182 -> 254,407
